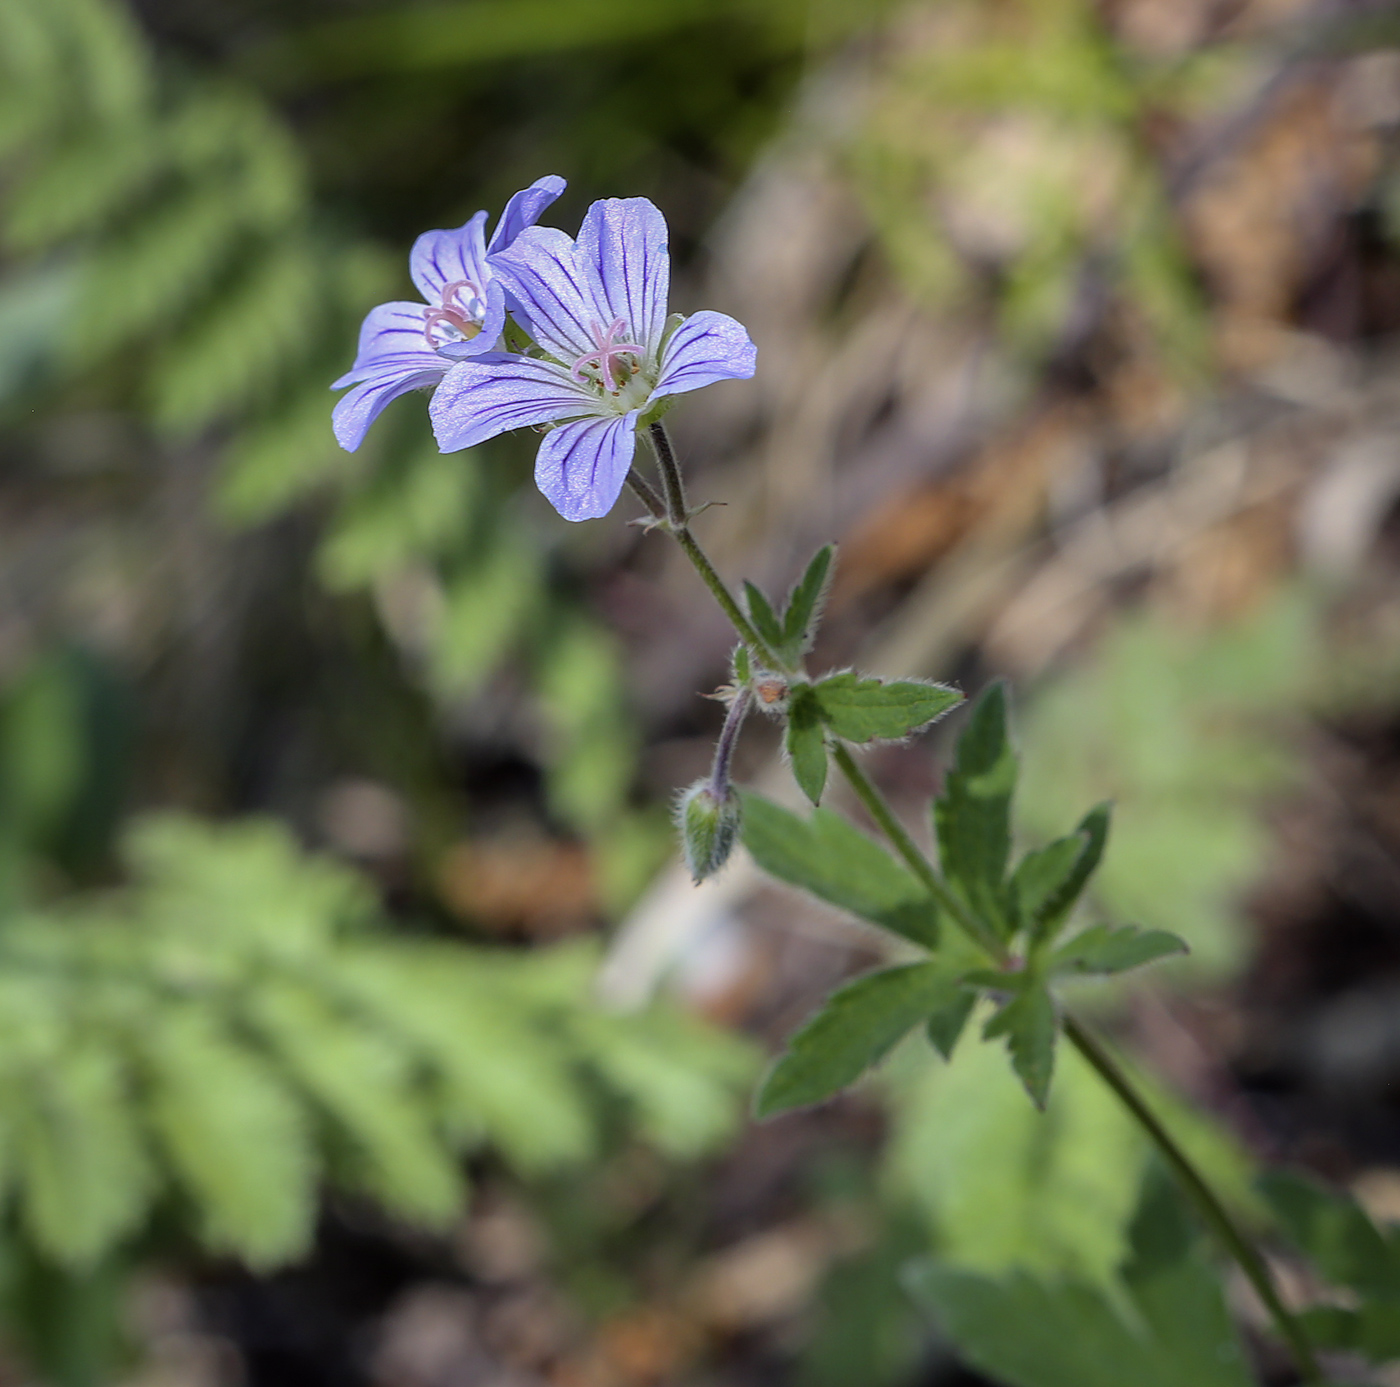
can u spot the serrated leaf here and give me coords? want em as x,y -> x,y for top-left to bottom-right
984,983 -> 1057,1108
925,990 -> 977,1060
934,682 -> 1018,936
785,685 -> 828,804
1050,924 -> 1187,977
780,544 -> 834,651
757,963 -> 964,1116
812,672 -> 962,743
741,792 -> 939,947
909,1176 -> 1253,1387
743,580 -> 786,654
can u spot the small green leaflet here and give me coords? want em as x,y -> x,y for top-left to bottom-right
1010,835 -> 1087,940
812,672 -> 962,743
1037,802 -> 1111,932
756,962 -> 965,1117
780,544 -> 834,652
740,792 -> 939,947
925,989 -> 978,1060
785,685 -> 827,803
933,682 -> 1018,937
1050,925 -> 1187,977
984,983 -> 1057,1108
743,581 -> 786,654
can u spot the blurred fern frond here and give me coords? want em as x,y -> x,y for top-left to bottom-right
0,0 -> 661,901
0,813 -> 754,1272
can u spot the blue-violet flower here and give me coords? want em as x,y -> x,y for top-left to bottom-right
428,197 -> 757,522
331,174 -> 566,451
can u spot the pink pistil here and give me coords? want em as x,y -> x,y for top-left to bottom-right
570,317 -> 644,393
423,280 -> 483,346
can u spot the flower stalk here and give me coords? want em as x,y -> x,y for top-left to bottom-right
645,417 -> 1325,1387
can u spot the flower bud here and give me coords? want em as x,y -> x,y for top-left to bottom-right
676,779 -> 742,883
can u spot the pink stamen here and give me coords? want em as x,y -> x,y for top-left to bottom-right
570,317 -> 644,393
423,280 -> 484,347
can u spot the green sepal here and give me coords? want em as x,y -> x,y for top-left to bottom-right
1049,924 -> 1187,977
756,962 -> 965,1117
785,685 -> 828,804
983,981 -> 1057,1108
933,681 -> 1018,938
743,581 -> 786,654
780,544 -> 835,653
731,644 -> 752,686
812,672 -> 962,744
739,792 -> 939,947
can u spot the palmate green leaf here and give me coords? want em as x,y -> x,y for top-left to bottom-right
780,543 -> 834,652
743,580 -> 786,654
740,792 -> 939,947
934,682 -> 1018,936
785,685 -> 828,803
1261,1171 -> 1400,1296
1050,924 -> 1187,977
757,962 -> 966,1117
984,983 -> 1057,1108
1261,1171 -> 1400,1363
908,1175 -> 1252,1387
812,672 -> 961,743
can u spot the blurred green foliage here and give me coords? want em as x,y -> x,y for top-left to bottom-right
1017,593 -> 1318,975
850,0 -> 1211,371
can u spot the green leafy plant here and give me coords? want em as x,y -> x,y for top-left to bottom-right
0,813 -> 754,1273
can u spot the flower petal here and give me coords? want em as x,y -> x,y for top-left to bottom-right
429,353 -> 593,453
487,174 -> 567,256
653,310 -> 757,398
490,227 -> 602,363
332,359 -> 445,451
577,198 -> 669,360
534,410 -> 640,522
410,211 -> 490,303
340,301 -> 438,375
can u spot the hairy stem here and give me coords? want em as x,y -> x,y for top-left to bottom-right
709,685 -> 752,797
648,421 -> 1323,1385
830,744 -> 1005,961
1065,1017 -> 1325,1385
627,467 -> 667,522
647,420 -> 689,527
644,424 -> 781,666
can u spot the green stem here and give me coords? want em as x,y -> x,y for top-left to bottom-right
644,424 -> 782,667
647,422 -> 1323,1384
830,743 -> 1004,961
1065,1017 -> 1326,1386
647,419 -> 689,527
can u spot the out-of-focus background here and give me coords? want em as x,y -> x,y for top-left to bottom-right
4,0 -> 1400,1383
